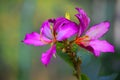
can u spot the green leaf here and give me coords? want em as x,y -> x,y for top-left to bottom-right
57,50 -> 74,67
56,42 -> 74,67
80,74 -> 90,80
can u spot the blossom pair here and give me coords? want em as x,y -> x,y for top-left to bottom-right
22,8 -> 114,66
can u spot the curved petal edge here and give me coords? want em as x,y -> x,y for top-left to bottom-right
22,32 -> 47,46
89,40 -> 114,56
86,21 -> 110,40
41,45 -> 56,66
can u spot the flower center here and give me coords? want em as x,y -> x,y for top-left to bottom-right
40,28 -> 52,44
40,25 -> 57,45
50,25 -> 57,43
75,35 -> 90,46
40,34 -> 51,44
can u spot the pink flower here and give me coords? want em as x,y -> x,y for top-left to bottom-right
22,18 -> 78,66
75,8 -> 114,56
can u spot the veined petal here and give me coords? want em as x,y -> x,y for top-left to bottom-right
75,8 -> 90,36
41,45 -> 56,66
22,32 -> 50,46
54,17 -> 70,32
86,21 -> 110,40
40,20 -> 53,39
89,40 -> 114,56
56,22 -> 78,41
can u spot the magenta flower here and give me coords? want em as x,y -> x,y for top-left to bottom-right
75,8 -> 114,56
22,7 -> 114,66
22,18 -> 78,66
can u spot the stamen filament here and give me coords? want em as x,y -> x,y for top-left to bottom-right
40,29 -> 51,44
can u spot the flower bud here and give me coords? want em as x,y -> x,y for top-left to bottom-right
62,48 -> 66,53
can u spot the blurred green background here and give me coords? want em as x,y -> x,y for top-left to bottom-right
0,0 -> 120,80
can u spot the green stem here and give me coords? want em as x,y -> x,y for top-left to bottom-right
63,40 -> 82,80
72,54 -> 82,80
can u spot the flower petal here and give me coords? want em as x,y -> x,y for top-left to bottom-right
93,50 -> 101,57
78,44 -> 100,56
86,21 -> 110,40
54,17 -> 70,32
40,20 -> 53,39
75,8 -> 90,36
56,22 -> 78,41
79,44 -> 94,53
89,40 -> 114,56
22,32 -> 51,46
41,45 -> 56,66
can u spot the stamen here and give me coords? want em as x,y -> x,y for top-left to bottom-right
75,35 -> 90,46
50,25 -> 57,43
50,25 -> 53,31
51,27 -> 56,42
40,26 -> 57,45
40,28 -> 51,44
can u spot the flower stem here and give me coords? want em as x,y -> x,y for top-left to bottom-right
75,58 -> 82,80
63,40 -> 82,80
71,53 -> 82,80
